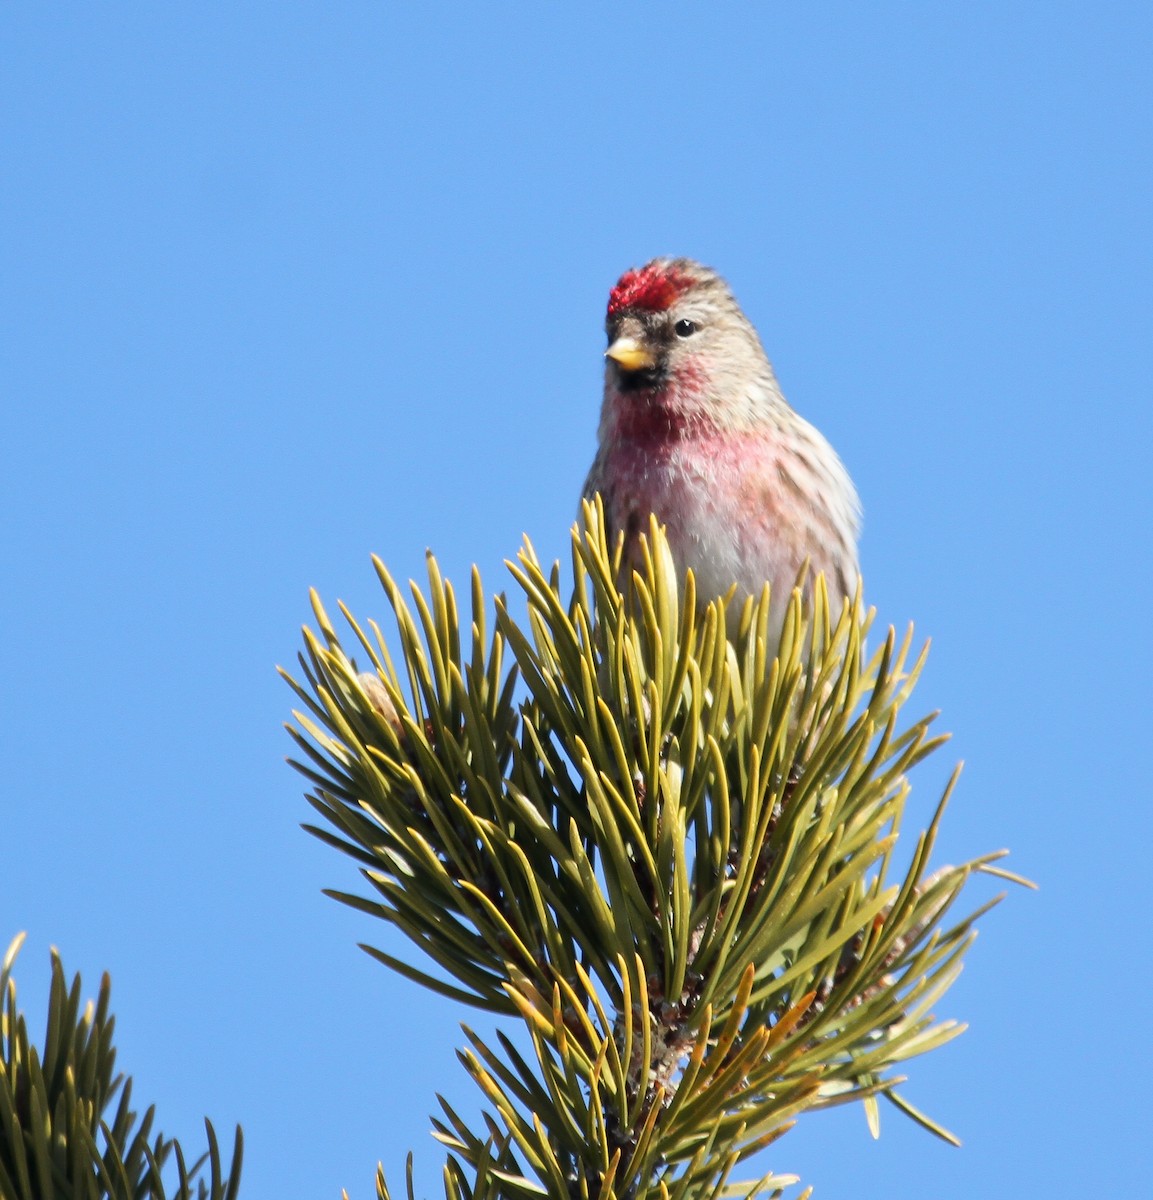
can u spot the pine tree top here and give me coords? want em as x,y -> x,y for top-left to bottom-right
284,502 -> 1027,1200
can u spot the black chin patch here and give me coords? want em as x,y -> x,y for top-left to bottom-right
616,365 -> 666,393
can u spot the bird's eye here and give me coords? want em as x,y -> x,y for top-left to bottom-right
674,319 -> 697,338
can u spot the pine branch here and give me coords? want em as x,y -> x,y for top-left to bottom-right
286,501 -> 1027,1200
0,934 -> 242,1200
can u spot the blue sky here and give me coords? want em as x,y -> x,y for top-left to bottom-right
3,4 -> 1150,1197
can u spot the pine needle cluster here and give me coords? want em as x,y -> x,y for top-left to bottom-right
284,502 -> 1022,1200
0,934 -> 242,1200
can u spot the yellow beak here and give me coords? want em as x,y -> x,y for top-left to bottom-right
605,336 -> 656,372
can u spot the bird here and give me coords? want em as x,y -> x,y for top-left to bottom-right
582,257 -> 861,644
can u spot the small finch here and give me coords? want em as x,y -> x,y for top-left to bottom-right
582,258 -> 861,643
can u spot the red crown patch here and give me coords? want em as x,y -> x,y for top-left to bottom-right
607,262 -> 694,317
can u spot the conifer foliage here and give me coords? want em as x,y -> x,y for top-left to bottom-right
285,503 -> 1021,1200
0,935 -> 241,1200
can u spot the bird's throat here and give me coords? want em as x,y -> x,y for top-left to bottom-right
611,393 -> 690,444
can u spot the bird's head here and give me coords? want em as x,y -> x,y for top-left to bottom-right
602,258 -> 780,433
